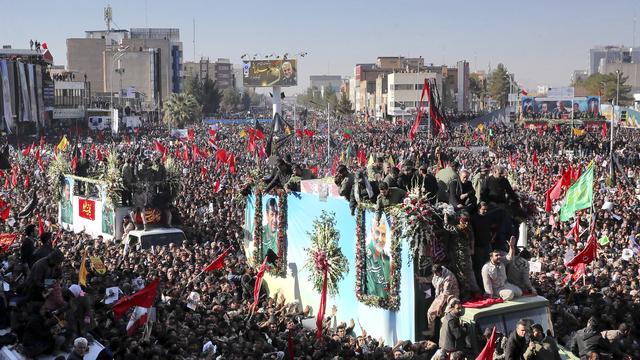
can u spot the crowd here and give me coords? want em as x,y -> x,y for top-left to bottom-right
0,112 -> 638,359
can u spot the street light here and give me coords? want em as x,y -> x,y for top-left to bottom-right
109,45 -> 129,127
610,69 -> 621,182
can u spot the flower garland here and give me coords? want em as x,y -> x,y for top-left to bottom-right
273,190 -> 287,277
303,211 -> 348,296
252,189 -> 287,277
355,207 -> 402,310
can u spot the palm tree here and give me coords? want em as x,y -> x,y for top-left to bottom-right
162,93 -> 202,129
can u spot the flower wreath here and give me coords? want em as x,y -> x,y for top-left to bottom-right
303,211 -> 349,295
355,206 -> 401,310
252,188 -> 288,277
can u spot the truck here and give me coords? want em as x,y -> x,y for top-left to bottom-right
460,295 -> 579,359
123,227 -> 186,255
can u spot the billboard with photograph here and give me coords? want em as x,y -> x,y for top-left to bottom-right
242,59 -> 297,87
522,96 -> 600,119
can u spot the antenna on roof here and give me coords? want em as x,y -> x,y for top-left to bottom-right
104,5 -> 112,32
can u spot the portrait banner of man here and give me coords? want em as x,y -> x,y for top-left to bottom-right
355,208 -> 401,310
252,190 -> 287,277
60,176 -> 74,225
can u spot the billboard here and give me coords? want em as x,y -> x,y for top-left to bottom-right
242,59 -> 297,87
522,96 -> 600,119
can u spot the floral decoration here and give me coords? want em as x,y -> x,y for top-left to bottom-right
303,211 -> 349,295
355,207 -> 402,310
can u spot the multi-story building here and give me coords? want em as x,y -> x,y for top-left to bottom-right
589,45 -> 640,75
386,71 -> 442,120
0,46 -> 53,134
67,28 -> 183,106
351,57 -> 469,118
49,68 -> 90,126
214,58 -> 234,89
183,57 -> 234,89
309,75 -> 343,96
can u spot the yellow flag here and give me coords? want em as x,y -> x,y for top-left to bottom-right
340,150 -> 344,162
239,129 -> 247,138
572,128 -> 585,136
90,256 -> 107,275
367,154 -> 374,167
57,135 -> 69,151
285,127 -> 292,135
78,250 -> 88,286
388,155 -> 395,167
477,123 -> 485,132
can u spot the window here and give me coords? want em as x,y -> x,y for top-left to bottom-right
393,84 -> 413,90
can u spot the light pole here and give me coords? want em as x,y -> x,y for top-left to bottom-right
610,69 -> 621,181
109,45 -> 129,124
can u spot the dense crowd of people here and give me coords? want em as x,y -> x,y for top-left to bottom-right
0,112 -> 638,359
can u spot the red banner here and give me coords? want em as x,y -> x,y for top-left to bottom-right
0,233 -> 17,252
78,198 -> 96,220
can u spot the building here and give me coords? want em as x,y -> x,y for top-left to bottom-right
571,70 -> 588,84
309,75 -> 343,95
350,57 -> 470,118
598,62 -> 640,93
214,58 -> 234,89
386,71 -> 442,120
589,45 -> 640,75
50,68 -> 90,126
0,46 -> 53,134
66,28 -> 183,107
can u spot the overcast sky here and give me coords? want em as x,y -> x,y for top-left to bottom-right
1,0 -> 639,94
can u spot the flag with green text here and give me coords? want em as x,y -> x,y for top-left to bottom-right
560,162 -> 594,221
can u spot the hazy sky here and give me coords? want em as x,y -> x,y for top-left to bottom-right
1,0 -> 638,94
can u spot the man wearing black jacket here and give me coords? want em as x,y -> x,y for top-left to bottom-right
505,320 -> 529,360
571,317 -> 610,359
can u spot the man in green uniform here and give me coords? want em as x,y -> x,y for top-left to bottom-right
365,217 -> 391,298
376,181 -> 406,222
261,198 -> 278,259
60,179 -> 73,224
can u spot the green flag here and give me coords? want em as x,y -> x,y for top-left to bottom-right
598,235 -> 610,246
560,162 -> 594,221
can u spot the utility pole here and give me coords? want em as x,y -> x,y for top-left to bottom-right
610,69 -> 620,182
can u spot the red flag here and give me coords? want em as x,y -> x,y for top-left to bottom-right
37,157 -> 44,171
529,176 -> 535,192
3,175 -> 8,190
258,143 -> 266,160
10,168 -> 18,188
304,129 -> 315,138
543,164 -> 548,174
227,153 -> 236,175
532,150 -> 538,167
476,326 -> 496,360
22,143 -> 32,157
565,235 -> 598,267
252,256 -> 269,308
343,131 -> 352,140
544,188 -> 553,213
296,129 -> 303,138
23,174 -> 29,189
309,166 -> 318,177
112,278 -> 160,319
216,149 -> 228,163
71,155 -> 78,173
554,124 -> 561,133
357,148 -> 366,167
187,129 -> 195,141
315,269 -> 328,339
81,148 -> 86,159
602,123 -> 607,139
254,128 -> 265,140
208,136 -> 216,146
248,135 -> 256,153
182,147 -> 190,163
565,217 -> 581,240
562,165 -> 573,187
564,262 -> 586,285
208,129 -> 216,137
213,180 -> 221,193
0,233 -> 17,252
38,213 -> 44,236
154,141 -> 166,154
34,147 -> 40,161
200,166 -> 207,179
521,89 -> 528,96
203,247 -> 232,272
571,165 -> 581,183
96,149 -> 103,162
330,154 -> 339,176
409,78 -> 428,141
192,144 -> 201,160
174,146 -> 180,159
537,125 -> 543,137
549,213 -> 557,228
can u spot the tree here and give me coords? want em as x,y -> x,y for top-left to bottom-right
220,88 -> 241,113
469,73 -> 487,111
573,72 -> 633,105
241,91 -> 251,111
183,77 -> 221,116
324,86 -> 339,110
488,63 -> 510,108
336,92 -> 354,115
162,93 -> 202,128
